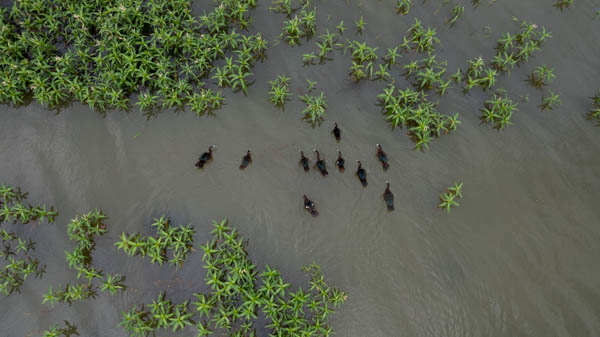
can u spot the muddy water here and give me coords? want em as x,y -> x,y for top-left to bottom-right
1,0 -> 600,336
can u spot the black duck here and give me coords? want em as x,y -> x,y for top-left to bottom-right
195,145 -> 215,168
356,160 -> 367,187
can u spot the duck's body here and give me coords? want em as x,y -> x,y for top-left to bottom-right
356,160 -> 367,187
332,123 -> 341,142
376,144 -> 389,170
303,194 -> 319,217
383,182 -> 394,211
313,149 -> 328,176
299,151 -> 310,172
240,150 -> 252,169
335,150 -> 345,173
195,146 -> 215,168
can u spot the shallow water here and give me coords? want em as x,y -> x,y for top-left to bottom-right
1,0 -> 600,336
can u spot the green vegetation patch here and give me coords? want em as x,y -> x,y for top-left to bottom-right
115,215 -> 195,269
120,219 -> 346,337
0,0 -> 265,118
0,184 -> 57,296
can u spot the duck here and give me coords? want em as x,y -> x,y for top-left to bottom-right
299,150 -> 310,172
335,150 -> 345,173
355,160 -> 367,186
383,181 -> 394,211
239,149 -> 252,169
332,122 -> 341,141
313,149 -> 328,176
303,194 -> 319,217
195,145 -> 215,168
376,144 -> 389,170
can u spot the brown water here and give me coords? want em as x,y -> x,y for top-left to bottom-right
1,0 -> 600,336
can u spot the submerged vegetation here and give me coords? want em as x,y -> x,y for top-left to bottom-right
0,184 -> 56,296
119,219 -> 345,337
0,0 -> 265,118
115,215 -> 195,269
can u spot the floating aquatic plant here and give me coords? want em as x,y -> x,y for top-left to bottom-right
119,219 -> 346,337
553,0 -> 573,11
268,75 -> 292,109
492,21 -> 551,74
115,216 -> 195,269
439,182 -> 463,213
586,91 -> 600,126
527,65 -> 555,89
43,210 -> 125,306
446,4 -> 465,28
42,320 -> 78,337
299,91 -> 328,126
539,91 -> 561,111
0,184 -> 56,296
0,0 -> 264,118
354,16 -> 367,34
396,0 -> 412,15
481,89 -> 518,130
377,84 -> 460,151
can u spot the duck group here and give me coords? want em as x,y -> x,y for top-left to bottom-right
195,122 -> 395,216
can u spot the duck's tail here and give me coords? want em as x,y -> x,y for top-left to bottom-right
195,160 -> 205,168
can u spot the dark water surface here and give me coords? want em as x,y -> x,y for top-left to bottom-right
1,1 -> 600,336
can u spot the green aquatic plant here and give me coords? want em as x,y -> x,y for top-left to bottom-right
492,21 -> 551,73
355,16 -> 367,34
115,216 -> 195,269
42,320 -> 78,337
539,91 -> 561,111
446,4 -> 465,28
481,89 -> 518,130
553,0 -> 573,11
119,219 -> 346,337
0,184 -> 56,295
344,40 -> 379,82
306,79 -> 318,92
587,92 -> 600,126
299,91 -> 328,126
44,210 -> 124,305
408,19 -> 440,53
527,65 -> 555,88
268,75 -> 292,109
396,0 -> 412,15
337,20 -> 346,35
439,182 -> 463,213
0,0 -> 262,118
377,84 -> 460,151
384,46 -> 401,66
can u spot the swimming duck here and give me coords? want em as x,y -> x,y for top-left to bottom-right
239,149 -> 252,169
313,149 -> 328,176
299,150 -> 310,172
335,150 -> 345,173
356,160 -> 367,186
332,122 -> 341,141
195,145 -> 215,168
383,181 -> 394,211
303,194 -> 319,217
376,144 -> 389,170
